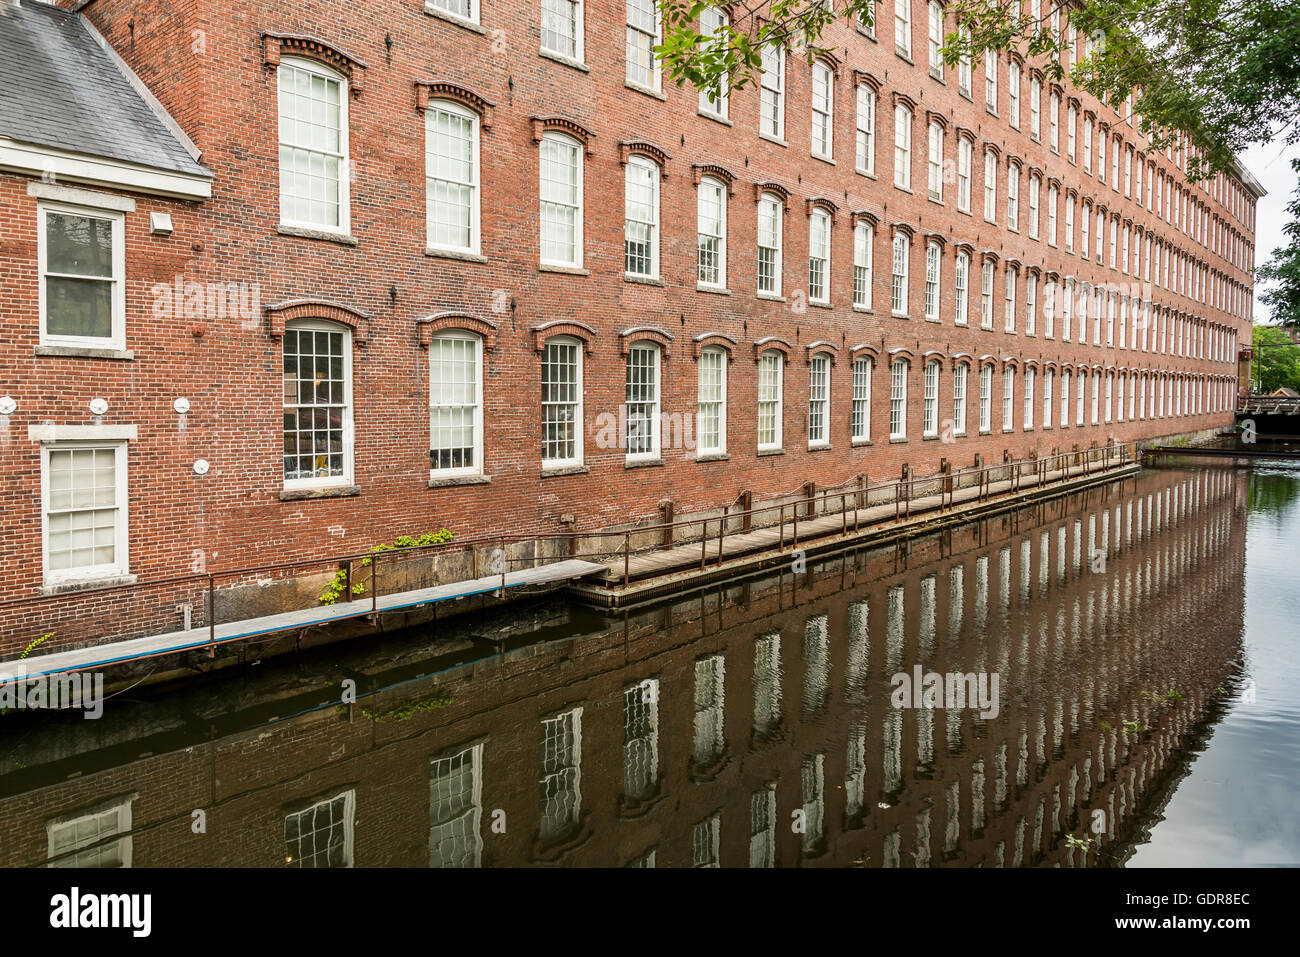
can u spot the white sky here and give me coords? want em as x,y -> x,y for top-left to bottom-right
1243,135 -> 1300,325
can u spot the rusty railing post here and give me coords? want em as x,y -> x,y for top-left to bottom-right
718,506 -> 726,565
207,572 -> 215,658
700,519 -> 708,570
624,531 -> 630,587
779,504 -> 785,550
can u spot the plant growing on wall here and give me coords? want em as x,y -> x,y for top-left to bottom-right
318,530 -> 454,605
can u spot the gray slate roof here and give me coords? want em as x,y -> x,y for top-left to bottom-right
0,0 -> 210,179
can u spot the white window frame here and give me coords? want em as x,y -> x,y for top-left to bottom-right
425,100 -> 481,255
46,796 -> 134,868
697,176 -> 727,288
952,363 -> 968,435
954,251 -> 969,325
757,350 -> 784,451
853,220 -> 874,309
856,83 -> 876,175
757,192 -> 783,295
37,202 -> 126,351
808,208 -> 831,304
539,132 -> 584,268
40,439 -> 130,587
852,356 -> 873,442
277,57 -> 350,235
957,137 -> 972,212
624,155 -> 660,279
923,359 -> 940,437
625,341 -> 662,461
889,358 -> 909,439
891,232 -> 910,316
808,353 -> 831,448
541,336 -> 584,468
979,364 -> 992,432
811,60 -> 835,160
895,0 -> 913,58
927,121 -> 944,201
697,346 -> 727,456
894,104 -> 912,190
282,319 -> 355,491
625,0 -> 662,92
428,331 -> 484,478
541,0 -> 585,63
924,241 -> 941,321
698,7 -> 730,118
760,43 -> 786,140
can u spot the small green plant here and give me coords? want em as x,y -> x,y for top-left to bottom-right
1214,687 -> 1228,695
1098,720 -> 1112,732
319,529 -> 454,604
1123,719 -> 1141,736
1064,834 -> 1094,854
19,632 -> 53,660
361,689 -> 454,723
1164,689 -> 1184,703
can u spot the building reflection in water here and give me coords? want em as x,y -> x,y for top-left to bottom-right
0,468 -> 1247,868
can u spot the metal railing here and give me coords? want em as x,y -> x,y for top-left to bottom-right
0,443 -> 1135,659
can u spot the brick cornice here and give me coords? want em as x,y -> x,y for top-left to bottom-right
415,81 -> 496,127
531,116 -> 596,155
692,163 -> 736,194
620,140 -> 672,172
753,181 -> 792,208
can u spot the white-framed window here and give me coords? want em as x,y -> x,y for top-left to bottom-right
1043,368 -> 1054,427
285,789 -> 356,867
429,744 -> 484,868
1076,370 -> 1085,425
1124,145 -> 1133,196
1023,367 -> 1035,429
895,0 -> 913,58
1049,91 -> 1060,150
1004,265 -> 1017,332
957,137 -> 972,212
889,358 -> 908,439
1008,60 -> 1021,127
1111,136 -> 1120,189
429,331 -> 483,476
622,681 -> 659,802
625,341 -> 661,460
429,0 -> 478,24
541,336 -> 583,467
1025,271 -> 1037,334
1047,184 -> 1058,244
1043,278 -> 1056,337
698,7 -> 730,117
852,356 -> 873,441
927,121 -> 944,201
808,354 -> 831,447
954,251 -> 969,325
541,0 -> 584,61
760,43 -> 785,139
927,1 -> 944,76
41,441 -> 129,587
924,241 -> 941,321
980,259 -> 994,328
426,101 -> 480,254
1067,103 -> 1077,160
697,176 -> 727,288
985,51 -> 998,110
853,220 -> 873,309
958,25 -> 972,96
46,797 -> 133,868
979,364 -> 992,431
1080,202 -> 1090,258
1083,119 -> 1092,172
757,350 -> 784,450
1030,76 -> 1041,138
856,83 -> 877,174
1062,278 -> 1073,339
539,132 -> 583,267
278,57 -> 349,233
757,192 -> 783,294
811,60 -> 835,159
1117,372 -> 1125,421
923,359 -> 940,436
283,320 -> 353,489
1007,164 -> 1020,230
624,155 -> 660,278
539,707 -> 583,843
1002,367 -> 1015,431
697,347 -> 727,455
1028,175 -> 1040,237
983,150 -> 997,221
808,208 -> 831,303
894,104 -> 912,190
626,0 -> 661,90
891,232 -> 910,315
1097,127 -> 1106,182
1091,371 -> 1100,424
952,363 -> 968,435
38,203 -> 125,350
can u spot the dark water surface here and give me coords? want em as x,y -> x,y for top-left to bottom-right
2,464 -> 1294,867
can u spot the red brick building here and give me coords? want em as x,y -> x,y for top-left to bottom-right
0,0 -> 1263,607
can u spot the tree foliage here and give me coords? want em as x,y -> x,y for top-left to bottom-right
1252,323 -> 1300,393
1258,157 -> 1300,327
655,0 -> 1300,179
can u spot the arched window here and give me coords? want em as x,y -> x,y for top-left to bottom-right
808,208 -> 831,303
891,231 -> 910,316
624,155 -> 660,279
924,241 -> 941,321
282,319 -> 353,487
952,362 -> 968,436
277,57 -> 349,233
697,346 -> 727,455
426,100 -> 480,254
808,353 -> 832,447
625,340 -> 661,460
923,358 -> 940,437
540,132 -> 583,267
853,220 -> 873,309
429,330 -> 483,477
890,357 -> 909,439
542,335 -> 583,467
852,356 -> 873,442
757,192 -> 783,295
697,176 -> 727,288
757,350 -> 784,451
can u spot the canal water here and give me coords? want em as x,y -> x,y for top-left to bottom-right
2,463 -> 1295,868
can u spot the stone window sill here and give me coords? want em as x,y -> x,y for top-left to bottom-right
694,452 -> 730,463
625,274 -> 663,286
36,345 -> 134,360
757,293 -> 786,303
540,49 -> 589,72
625,457 -> 664,469
541,464 -> 590,478
697,284 -> 730,295
280,484 -> 361,501
277,224 -> 358,246
428,474 -> 491,488
427,247 -> 487,263
39,573 -> 138,597
757,447 -> 784,457
889,436 -> 908,444
851,439 -> 873,448
540,263 -> 590,276
808,443 -> 832,452
698,110 -> 732,126
758,132 -> 787,148
625,80 -> 666,101
423,4 -> 486,33
853,305 -> 874,314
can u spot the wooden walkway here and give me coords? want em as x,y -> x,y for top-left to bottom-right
595,465 -> 1105,586
4,559 -> 606,683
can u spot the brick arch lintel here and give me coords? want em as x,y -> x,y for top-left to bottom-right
850,343 -> 880,361
263,34 -> 367,94
265,299 -> 371,343
532,320 -> 596,353
620,326 -> 674,356
416,82 -> 497,128
620,140 -> 672,173
805,341 -> 840,363
754,337 -> 794,363
753,181 -> 792,208
531,116 -> 596,155
416,312 -> 499,350
692,163 -> 736,194
692,332 -> 738,360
